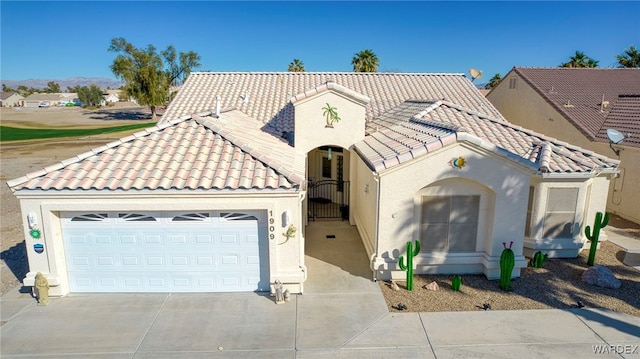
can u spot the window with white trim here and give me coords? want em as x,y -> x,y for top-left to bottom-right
543,188 -> 578,238
118,213 -> 157,222
171,213 -> 210,222
220,212 -> 258,221
420,195 -> 479,252
70,213 -> 109,222
525,186 -> 534,237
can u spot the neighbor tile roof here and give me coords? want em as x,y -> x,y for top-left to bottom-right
1,91 -> 20,100
355,100 -> 619,173
162,72 -> 505,133
595,94 -> 640,147
511,67 -> 640,148
7,112 -> 301,191
23,93 -> 62,101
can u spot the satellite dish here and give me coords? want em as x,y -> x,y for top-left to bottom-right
469,68 -> 483,82
606,128 -> 631,156
606,129 -> 625,144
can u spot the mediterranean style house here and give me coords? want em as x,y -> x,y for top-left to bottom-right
7,72 -> 618,296
487,67 -> 640,224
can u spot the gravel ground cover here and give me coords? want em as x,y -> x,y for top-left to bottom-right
380,239 -> 640,317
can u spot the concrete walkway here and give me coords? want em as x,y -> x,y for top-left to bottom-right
2,288 -> 639,358
1,222 -> 639,358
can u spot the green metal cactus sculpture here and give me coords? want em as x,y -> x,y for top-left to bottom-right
451,275 -> 462,291
585,211 -> 609,266
398,240 -> 421,291
499,241 -> 515,291
530,251 -> 548,268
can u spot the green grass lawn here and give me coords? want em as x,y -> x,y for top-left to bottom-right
0,123 -> 156,142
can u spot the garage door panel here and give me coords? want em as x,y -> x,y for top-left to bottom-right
62,210 -> 269,292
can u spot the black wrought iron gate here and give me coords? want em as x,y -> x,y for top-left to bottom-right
307,180 -> 350,220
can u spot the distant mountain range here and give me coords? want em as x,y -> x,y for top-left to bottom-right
1,76 -> 488,92
1,77 -> 124,90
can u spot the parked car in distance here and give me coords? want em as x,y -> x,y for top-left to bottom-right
65,102 -> 75,107
39,102 -> 50,107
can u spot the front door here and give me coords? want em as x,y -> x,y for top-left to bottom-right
308,147 -> 349,220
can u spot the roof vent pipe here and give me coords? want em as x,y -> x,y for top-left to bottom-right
600,94 -> 609,112
215,96 -> 220,117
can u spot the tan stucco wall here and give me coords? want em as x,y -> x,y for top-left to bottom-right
352,155 -> 378,259
607,147 -> 640,223
488,75 -> 638,223
371,142 -> 532,280
15,191 -> 305,296
293,91 -> 366,154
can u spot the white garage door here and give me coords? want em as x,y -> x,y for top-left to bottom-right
61,211 -> 269,293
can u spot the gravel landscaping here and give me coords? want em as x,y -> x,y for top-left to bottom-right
380,238 -> 640,317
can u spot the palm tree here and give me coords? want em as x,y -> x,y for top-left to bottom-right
288,59 -> 305,72
351,49 -> 379,72
560,51 -> 599,68
485,73 -> 502,90
616,45 -> 640,68
322,103 -> 340,127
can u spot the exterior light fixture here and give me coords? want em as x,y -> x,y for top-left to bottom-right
282,210 -> 291,227
327,148 -> 332,160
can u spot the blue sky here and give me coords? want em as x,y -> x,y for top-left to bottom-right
1,1 -> 638,82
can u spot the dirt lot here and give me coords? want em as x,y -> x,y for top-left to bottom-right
1,105 -> 157,294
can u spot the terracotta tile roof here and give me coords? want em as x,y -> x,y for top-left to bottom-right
162,72 -> 505,133
511,67 -> 640,148
355,100 -> 619,173
9,71 -> 618,193
7,113 -> 300,191
595,94 -> 640,147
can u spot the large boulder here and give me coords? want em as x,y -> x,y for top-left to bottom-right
581,265 -> 621,289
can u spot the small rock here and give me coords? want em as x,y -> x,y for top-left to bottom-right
424,281 -> 439,291
581,265 -> 621,289
390,281 -> 400,291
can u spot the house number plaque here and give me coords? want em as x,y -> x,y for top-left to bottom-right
268,210 -> 275,240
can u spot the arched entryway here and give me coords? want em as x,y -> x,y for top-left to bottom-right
306,146 -> 351,221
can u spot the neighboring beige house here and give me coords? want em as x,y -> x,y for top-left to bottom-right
7,72 -> 618,296
0,91 -> 24,107
487,67 -> 640,224
23,93 -> 62,107
22,93 -> 82,107
102,93 -> 119,105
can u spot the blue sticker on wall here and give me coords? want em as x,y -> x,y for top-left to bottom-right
33,243 -> 44,254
